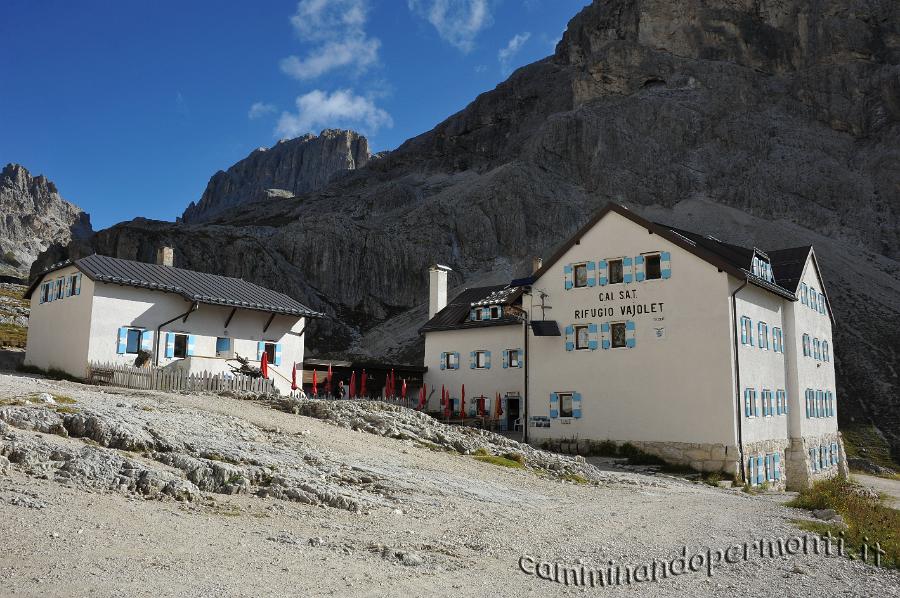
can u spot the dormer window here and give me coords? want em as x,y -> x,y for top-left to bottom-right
490,306 -> 501,319
752,255 -> 773,282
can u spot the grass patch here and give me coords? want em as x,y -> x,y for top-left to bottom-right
560,472 -> 589,484
0,323 -> 27,346
52,405 -> 80,414
52,394 -> 76,404
788,477 -> 899,568
473,454 -> 525,469
842,425 -> 899,477
702,471 -> 730,487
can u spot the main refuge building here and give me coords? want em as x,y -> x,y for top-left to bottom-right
421,203 -> 843,490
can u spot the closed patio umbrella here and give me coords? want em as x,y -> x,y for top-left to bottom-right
291,362 -> 298,392
326,363 -> 333,397
496,392 -> 503,418
260,351 -> 269,379
312,369 -> 318,397
459,384 -> 465,418
349,371 -> 357,398
361,370 -> 368,398
401,378 -> 407,404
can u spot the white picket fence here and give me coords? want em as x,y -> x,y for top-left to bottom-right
86,361 -> 275,394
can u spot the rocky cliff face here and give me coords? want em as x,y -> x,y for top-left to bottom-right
181,129 -> 369,223
34,0 -> 900,456
0,164 -> 92,278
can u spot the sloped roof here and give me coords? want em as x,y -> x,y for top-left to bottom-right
768,246 -> 813,293
420,284 -> 522,333
530,203 -> 797,300
26,253 -> 321,318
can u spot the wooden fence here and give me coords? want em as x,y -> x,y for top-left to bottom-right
86,361 -> 275,394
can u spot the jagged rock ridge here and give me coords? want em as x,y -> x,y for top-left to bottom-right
32,0 -> 900,457
181,129 -> 369,223
0,164 -> 92,278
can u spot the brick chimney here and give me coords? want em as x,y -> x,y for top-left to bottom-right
428,264 -> 451,319
156,246 -> 174,267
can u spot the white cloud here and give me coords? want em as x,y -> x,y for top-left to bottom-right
280,0 -> 380,80
248,102 -> 277,119
408,0 -> 493,53
498,32 -> 531,74
275,89 -> 393,138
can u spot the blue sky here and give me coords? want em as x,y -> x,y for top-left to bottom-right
0,0 -> 588,229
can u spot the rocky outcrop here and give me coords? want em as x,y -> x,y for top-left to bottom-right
0,164 -> 92,278
34,0 -> 900,457
181,129 -> 369,223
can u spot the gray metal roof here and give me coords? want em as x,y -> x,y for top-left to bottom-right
26,253 -> 322,318
420,284 -> 523,334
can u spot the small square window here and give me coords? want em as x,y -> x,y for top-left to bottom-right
573,263 -> 588,288
475,350 -> 488,368
125,329 -> 142,354
610,322 -> 627,348
608,259 -> 624,284
216,337 -> 232,357
444,352 -> 459,369
574,325 -> 590,350
645,254 -> 661,279
557,392 -> 574,418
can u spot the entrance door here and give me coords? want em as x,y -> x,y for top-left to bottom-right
505,394 -> 521,431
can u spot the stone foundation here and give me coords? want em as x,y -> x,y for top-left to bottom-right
537,438 -> 742,478
741,438 -> 791,491
785,431 -> 848,491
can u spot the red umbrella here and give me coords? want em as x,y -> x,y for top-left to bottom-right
459,384 -> 466,418
443,388 -> 451,419
326,363 -> 333,396
496,392 -> 503,418
401,378 -> 407,401
360,369 -> 368,398
260,350 -> 269,379
291,362 -> 298,392
349,371 -> 357,399
390,369 -> 396,398
441,385 -> 446,410
418,384 -> 427,410
312,369 -> 318,397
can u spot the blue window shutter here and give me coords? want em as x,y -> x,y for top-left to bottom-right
440,352 -> 446,370
765,454 -> 772,481
753,390 -> 760,417
502,350 -> 509,369
598,260 -> 608,286
601,322 -> 610,349
549,393 -> 559,419
274,343 -> 282,365
39,283 -> 46,304
622,256 -> 633,284
572,392 -> 582,418
756,456 -> 764,485
517,348 -> 523,368
564,264 -> 574,290
141,330 -> 154,352
186,335 -> 197,357
634,255 -> 645,282
740,318 -> 747,345
481,309 -> 491,321
586,261 -> 596,287
747,458 -> 755,485
660,251 -> 672,279
625,320 -> 636,348
565,325 -> 574,352
116,327 -> 128,354
452,352 -> 460,369
74,273 -> 82,295
257,341 -> 265,361
470,351 -> 476,369
744,390 -> 751,417
588,323 -> 598,350
166,333 -> 176,358
774,454 -> 781,480
484,350 -> 491,369
63,277 -> 71,298
469,309 -> 477,321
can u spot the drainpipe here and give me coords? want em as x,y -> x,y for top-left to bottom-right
522,303 -> 529,444
154,301 -> 199,366
731,279 -> 749,484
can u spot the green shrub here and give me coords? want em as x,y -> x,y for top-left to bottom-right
501,452 -> 526,465
473,454 -> 524,469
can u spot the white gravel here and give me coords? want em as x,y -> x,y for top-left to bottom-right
0,372 -> 898,597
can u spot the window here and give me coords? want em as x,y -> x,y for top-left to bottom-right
573,263 -> 588,288
818,293 -> 826,314
758,322 -> 768,349
173,334 -> 189,359
822,340 -> 830,362
744,388 -> 758,418
800,283 -> 808,305
490,306 -> 501,319
802,334 -> 811,357
808,287 -> 817,310
740,316 -> 753,345
507,349 -> 520,368
608,259 -> 624,285
40,283 -> 50,304
610,322 -> 627,348
574,325 -> 590,350
216,337 -> 232,358
443,352 -> 459,370
125,329 -> 142,354
473,350 -> 487,369
762,389 -> 772,416
644,254 -> 661,280
264,342 -> 277,364
813,338 -> 820,360
557,392 -> 574,418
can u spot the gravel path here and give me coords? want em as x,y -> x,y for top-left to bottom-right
1,372 -> 898,597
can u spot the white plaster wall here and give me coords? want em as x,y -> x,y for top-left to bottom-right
784,254 -> 838,441
24,265 -> 95,378
734,283 -> 790,443
526,212 -> 739,446
87,282 -> 305,394
423,325 -> 525,412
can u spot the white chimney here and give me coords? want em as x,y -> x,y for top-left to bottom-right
428,264 -> 451,318
156,246 -> 174,267
532,256 -> 543,273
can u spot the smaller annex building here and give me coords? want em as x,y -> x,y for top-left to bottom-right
24,249 -> 322,394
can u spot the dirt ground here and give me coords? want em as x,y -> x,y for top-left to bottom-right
1,372 -> 898,597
